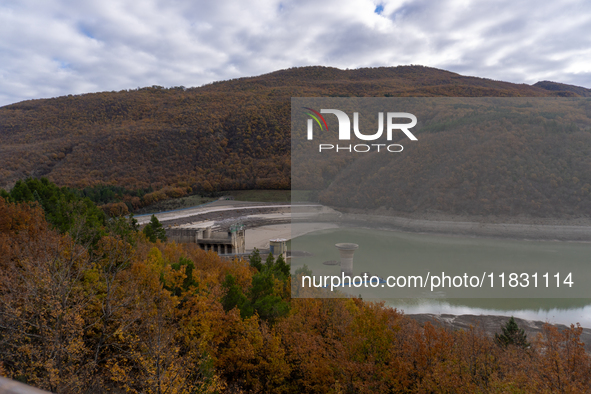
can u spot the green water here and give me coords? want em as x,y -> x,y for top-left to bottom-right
290,227 -> 591,326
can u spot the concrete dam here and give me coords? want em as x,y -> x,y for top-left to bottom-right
166,224 -> 246,254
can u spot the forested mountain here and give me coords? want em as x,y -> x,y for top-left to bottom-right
300,97 -> 591,218
533,81 -> 591,97
1,65 -> 590,216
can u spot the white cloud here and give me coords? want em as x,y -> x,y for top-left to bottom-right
1,0 -> 591,105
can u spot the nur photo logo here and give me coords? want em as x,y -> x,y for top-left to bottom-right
303,108 -> 418,153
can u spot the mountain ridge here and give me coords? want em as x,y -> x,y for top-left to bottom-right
1,65 -> 590,216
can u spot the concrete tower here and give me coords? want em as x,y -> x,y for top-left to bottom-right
335,243 -> 358,276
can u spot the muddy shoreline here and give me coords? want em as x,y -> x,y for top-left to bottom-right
143,202 -> 591,242
294,205 -> 591,242
408,313 -> 591,351
335,213 -> 591,242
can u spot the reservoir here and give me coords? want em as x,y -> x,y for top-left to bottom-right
289,226 -> 591,327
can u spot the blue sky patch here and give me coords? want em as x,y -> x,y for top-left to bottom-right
78,24 -> 95,39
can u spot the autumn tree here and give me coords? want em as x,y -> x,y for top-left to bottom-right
0,197 -> 97,393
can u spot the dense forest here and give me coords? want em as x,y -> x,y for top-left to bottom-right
2,65 -> 590,217
296,98 -> 591,217
2,191 -> 591,393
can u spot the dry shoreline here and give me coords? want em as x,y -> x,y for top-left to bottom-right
142,200 -> 591,242
408,313 -> 591,350
335,213 -> 591,242
292,205 -> 591,242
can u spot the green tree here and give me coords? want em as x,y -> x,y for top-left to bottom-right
129,213 -> 139,231
249,248 -> 262,271
225,250 -> 290,322
221,274 -> 249,315
143,214 -> 167,243
168,257 -> 197,296
274,254 -> 290,280
294,264 -> 312,277
495,316 -> 530,348
7,177 -> 106,245
265,252 -> 275,270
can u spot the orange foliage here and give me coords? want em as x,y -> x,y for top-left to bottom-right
1,197 -> 591,393
0,65 -> 569,196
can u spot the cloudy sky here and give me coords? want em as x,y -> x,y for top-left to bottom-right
1,0 -> 591,106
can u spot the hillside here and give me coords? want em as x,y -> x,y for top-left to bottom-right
533,80 -> 591,97
307,97 -> 591,218
1,65 -> 591,216
0,66 -> 572,190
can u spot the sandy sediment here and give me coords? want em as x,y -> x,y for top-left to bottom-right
335,213 -> 591,242
139,201 -> 591,242
135,201 -> 293,225
292,205 -> 591,241
246,222 -> 338,250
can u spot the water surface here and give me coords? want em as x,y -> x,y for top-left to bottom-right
290,227 -> 591,326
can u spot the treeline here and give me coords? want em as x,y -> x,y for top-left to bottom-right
1,188 -> 591,393
72,184 -> 152,205
1,177 -> 108,245
0,177 -> 197,218
74,183 -> 195,215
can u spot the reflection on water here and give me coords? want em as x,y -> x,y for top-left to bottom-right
289,227 -> 591,326
384,298 -> 591,327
